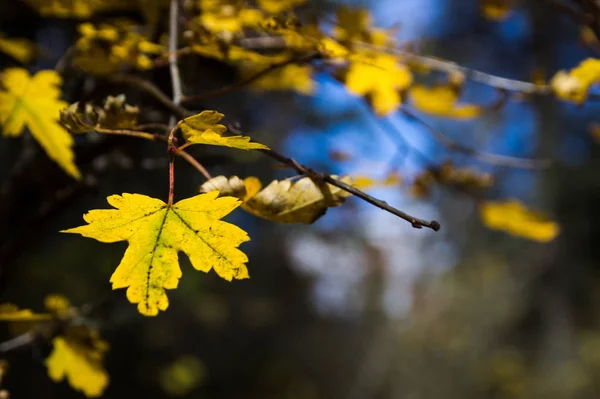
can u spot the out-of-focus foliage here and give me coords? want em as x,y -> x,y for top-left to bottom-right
0,296 -> 108,397
550,58 -> 600,103
0,34 -> 35,63
0,68 -> 80,179
479,199 -> 560,242
159,355 -> 205,396
73,22 -> 164,75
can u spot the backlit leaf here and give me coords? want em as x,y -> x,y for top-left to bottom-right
181,111 -> 269,150
0,68 -> 80,179
62,192 -> 250,316
479,199 -> 559,242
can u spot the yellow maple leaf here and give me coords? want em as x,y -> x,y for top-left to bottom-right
62,192 -> 251,316
550,58 -> 600,104
0,35 -> 35,63
409,84 -> 481,119
344,52 -> 413,116
180,111 -> 269,150
479,199 -> 559,242
200,175 -> 352,224
0,68 -> 80,179
46,327 -> 109,398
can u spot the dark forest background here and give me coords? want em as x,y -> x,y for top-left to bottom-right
3,1 -> 600,398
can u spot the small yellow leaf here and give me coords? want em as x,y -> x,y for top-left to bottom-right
62,192 -> 250,316
46,329 -> 109,397
181,111 -> 269,150
344,52 -> 413,116
0,35 -> 35,63
410,84 -> 481,119
0,68 -> 80,179
550,58 -> 600,104
479,199 -> 559,242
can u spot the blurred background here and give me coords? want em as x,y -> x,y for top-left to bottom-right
2,0 -> 600,398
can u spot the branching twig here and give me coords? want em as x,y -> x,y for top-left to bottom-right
401,108 -> 551,170
108,74 -> 191,119
258,147 -> 440,230
181,52 -> 321,103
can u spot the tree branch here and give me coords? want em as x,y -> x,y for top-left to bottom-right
401,108 -> 551,169
181,52 -> 321,103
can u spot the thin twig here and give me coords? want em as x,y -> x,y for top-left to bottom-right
259,147 -> 440,230
94,127 -> 156,140
181,52 -> 321,103
177,150 -> 212,180
400,108 -> 551,169
93,126 -> 211,179
108,74 -> 191,119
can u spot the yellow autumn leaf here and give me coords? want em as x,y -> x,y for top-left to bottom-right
479,199 -> 559,242
333,6 -> 391,47
180,111 -> 269,150
0,68 -> 80,179
251,64 -> 314,94
550,58 -> 600,103
257,0 -> 305,14
201,175 -> 352,224
344,52 -> 413,116
0,35 -> 35,63
46,327 -> 109,397
410,84 -> 481,119
62,192 -> 250,316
